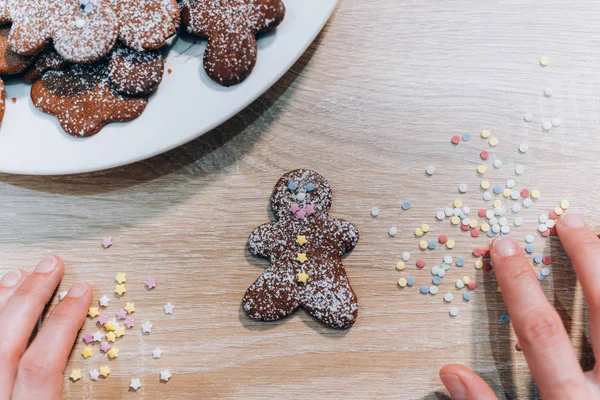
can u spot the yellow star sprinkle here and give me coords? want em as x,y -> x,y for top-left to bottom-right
99,366 -> 111,378
70,369 -> 82,382
114,325 -> 125,338
296,235 -> 307,246
124,302 -> 135,314
107,347 -> 120,359
297,271 -> 309,284
104,321 -> 115,331
296,253 -> 308,264
106,331 -> 117,343
115,284 -> 126,296
81,346 -> 93,359
88,307 -> 99,318
115,272 -> 126,284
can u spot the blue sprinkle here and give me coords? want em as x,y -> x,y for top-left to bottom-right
288,182 -> 297,191
525,244 -> 534,254
456,257 -> 465,267
537,273 -> 546,281
487,230 -> 496,237
500,314 -> 510,323
534,255 -> 543,264
463,292 -> 471,301
432,276 -> 442,285
462,133 -> 471,141
305,183 -> 315,192
420,285 -> 430,294
406,276 -> 414,287
427,241 -> 436,250
402,201 -> 411,210
493,185 -> 503,194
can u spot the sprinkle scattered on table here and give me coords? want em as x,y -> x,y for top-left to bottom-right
115,284 -> 126,296
125,302 -> 136,314
130,378 -> 142,391
100,341 -> 111,353
152,347 -> 164,359
370,207 -> 379,217
87,307 -> 99,318
89,369 -> 100,381
93,331 -> 104,342
164,302 -> 175,315
99,366 -> 111,378
70,369 -> 82,382
142,321 -> 153,333
102,237 -> 112,248
82,332 -> 93,344
116,309 -> 127,320
99,295 -> 111,307
125,316 -> 135,328
81,346 -> 93,359
115,272 -> 127,284
107,347 -> 120,359
145,277 -> 157,289
160,370 -> 172,382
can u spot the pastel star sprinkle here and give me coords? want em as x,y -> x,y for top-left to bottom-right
82,333 -> 93,344
163,302 -> 174,315
107,347 -> 119,359
104,320 -> 115,331
296,235 -> 307,246
102,237 -> 112,248
106,332 -> 116,343
125,302 -> 135,314
115,272 -> 126,284
160,370 -> 172,382
98,314 -> 109,325
92,331 -> 104,342
297,271 -> 309,284
87,307 -> 99,318
130,378 -> 142,391
115,284 -> 126,296
100,341 -> 111,353
99,295 -> 111,307
89,369 -> 100,381
142,321 -> 153,333
114,325 -> 125,338
81,346 -> 93,359
296,253 -> 308,264
152,347 -> 163,359
115,309 -> 127,320
99,366 -> 111,378
145,278 -> 156,289
70,369 -> 82,382
125,316 -> 135,328
58,291 -> 68,301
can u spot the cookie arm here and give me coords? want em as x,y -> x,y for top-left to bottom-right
332,219 -> 359,255
248,222 -> 277,259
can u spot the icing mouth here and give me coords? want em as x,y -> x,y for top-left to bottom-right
289,203 -> 315,219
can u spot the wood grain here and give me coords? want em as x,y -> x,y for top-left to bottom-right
1,0 -> 599,398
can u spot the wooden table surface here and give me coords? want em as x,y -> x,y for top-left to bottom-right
1,0 -> 599,398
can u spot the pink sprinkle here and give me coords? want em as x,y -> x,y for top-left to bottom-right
451,135 -> 461,145
82,333 -> 93,344
98,314 -> 108,325
116,310 -> 127,320
470,228 -> 480,238
125,316 -> 135,328
477,209 -> 486,218
100,341 -> 111,353
289,203 -> 300,213
305,204 -> 315,215
295,209 -> 306,219
542,256 -> 553,265
102,237 -> 112,248
145,278 -> 157,289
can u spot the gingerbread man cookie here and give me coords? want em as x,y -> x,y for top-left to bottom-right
243,169 -> 359,329
180,0 -> 285,86
31,62 -> 147,137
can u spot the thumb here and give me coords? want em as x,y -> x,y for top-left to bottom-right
439,364 -> 498,400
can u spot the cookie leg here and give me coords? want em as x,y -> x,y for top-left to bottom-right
242,268 -> 300,322
302,270 -> 358,329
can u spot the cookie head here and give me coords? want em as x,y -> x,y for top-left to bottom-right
271,169 -> 332,220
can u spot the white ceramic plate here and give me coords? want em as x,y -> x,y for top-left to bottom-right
0,0 -> 338,175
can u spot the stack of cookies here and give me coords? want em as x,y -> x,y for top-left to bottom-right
0,0 -> 285,137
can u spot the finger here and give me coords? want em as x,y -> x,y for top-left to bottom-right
0,256 -> 64,399
439,364 -> 498,400
556,214 -> 600,360
12,282 -> 92,399
0,270 -> 28,313
491,236 -> 590,399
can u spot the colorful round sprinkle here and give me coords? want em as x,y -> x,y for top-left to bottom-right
396,261 -> 405,271
451,135 -> 461,145
389,227 -> 397,237
500,314 -> 510,323
416,259 -> 426,268
480,129 -> 490,138
420,285 -> 430,294
463,292 -> 471,301
456,258 -> 465,267
480,151 -> 489,160
398,278 -> 407,287
524,113 -> 533,122
462,133 -> 471,141
544,88 -> 553,97
444,293 -> 454,302
402,201 -> 411,210
370,207 -> 379,217
489,137 -> 499,147
542,121 -> 552,131
402,252 -> 411,261
449,307 -> 459,317
426,166 -> 436,176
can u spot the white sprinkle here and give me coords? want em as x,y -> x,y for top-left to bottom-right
296,192 -> 306,201
514,217 -> 523,226
437,269 -> 446,277
441,263 -> 450,271
515,165 -> 524,175
544,88 -> 553,97
456,280 -> 465,289
449,307 -> 459,317
506,179 -> 515,188
551,118 -> 562,127
541,267 -> 551,276
512,204 -> 521,213
462,218 -> 471,226
492,224 -> 501,233
493,159 -> 503,169
431,266 -> 440,276
453,208 -> 463,217
546,219 -> 556,228
430,286 -> 439,295
538,214 -> 548,224
501,226 -> 510,234
388,227 -> 398,237
519,143 -> 529,153
74,19 -> 86,29
443,255 -> 453,264
426,166 -> 436,176
499,217 -> 508,226
525,234 -> 535,243
489,217 -> 499,226
511,191 -> 520,200
444,207 -> 454,217
444,293 -> 454,302
542,121 -> 552,131
462,206 -> 470,215
483,192 -> 492,201
370,207 -> 379,217
436,210 -> 446,220
538,224 -> 548,233
523,198 -> 533,208
402,252 -> 411,261
458,184 -> 468,193
524,113 -> 533,122
486,210 -> 495,219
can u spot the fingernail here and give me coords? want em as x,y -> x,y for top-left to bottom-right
492,236 -> 518,257
67,282 -> 88,298
0,270 -> 22,287
35,256 -> 57,273
440,374 -> 467,400
560,213 -> 586,228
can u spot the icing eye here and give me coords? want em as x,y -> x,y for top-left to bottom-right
305,183 -> 315,192
296,193 -> 306,201
288,182 -> 297,191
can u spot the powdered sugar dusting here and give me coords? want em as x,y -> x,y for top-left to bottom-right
109,45 -> 164,96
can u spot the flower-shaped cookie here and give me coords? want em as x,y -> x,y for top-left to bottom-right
31,62 -> 147,137
21,48 -> 69,83
108,45 -> 164,96
180,0 -> 285,86
0,25 -> 32,75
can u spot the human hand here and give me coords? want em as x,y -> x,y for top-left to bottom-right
439,213 -> 600,399
0,256 -> 92,400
